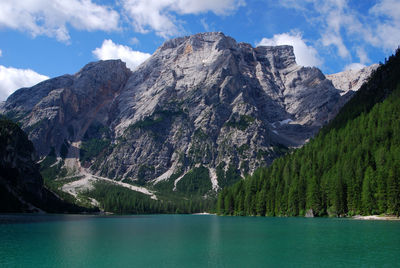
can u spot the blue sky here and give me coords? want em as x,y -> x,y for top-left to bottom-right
0,0 -> 399,100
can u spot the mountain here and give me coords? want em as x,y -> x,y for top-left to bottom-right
0,118 -> 87,213
0,32 -> 358,208
217,48 -> 400,217
326,64 -> 379,95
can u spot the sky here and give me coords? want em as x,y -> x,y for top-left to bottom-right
1,0 -> 400,101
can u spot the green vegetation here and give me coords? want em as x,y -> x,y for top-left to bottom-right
150,168 -> 217,214
217,162 -> 242,188
237,144 -> 249,158
127,110 -> 184,130
322,49 -> 400,135
176,166 -> 212,195
24,119 -> 46,133
130,115 -> 164,129
193,128 -> 208,140
40,152 -> 98,210
137,165 -> 155,185
2,110 -> 29,123
39,151 -> 77,204
0,118 -> 37,211
0,117 -> 34,153
226,114 -> 255,131
86,181 -> 215,214
60,140 -> 69,159
0,118 -> 89,213
272,144 -> 289,156
67,125 -> 74,138
151,169 -> 183,195
79,122 -> 112,164
78,122 -> 114,171
218,48 -> 400,217
188,129 -> 214,163
83,122 -> 110,140
79,138 -> 110,163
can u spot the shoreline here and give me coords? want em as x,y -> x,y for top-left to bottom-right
352,215 -> 400,221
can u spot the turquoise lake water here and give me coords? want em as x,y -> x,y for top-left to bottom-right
0,214 -> 399,267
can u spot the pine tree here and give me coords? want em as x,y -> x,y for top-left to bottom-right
387,168 -> 400,216
361,166 -> 376,215
306,175 -> 322,216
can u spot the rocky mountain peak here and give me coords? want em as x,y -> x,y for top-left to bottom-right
1,32 -> 361,197
158,32 -> 234,51
326,64 -> 379,95
76,59 -> 130,77
156,32 -> 296,70
255,45 -> 297,69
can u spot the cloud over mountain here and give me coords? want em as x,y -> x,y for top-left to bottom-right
93,40 -> 151,71
0,65 -> 49,101
257,32 -> 322,67
280,0 -> 400,61
121,0 -> 244,38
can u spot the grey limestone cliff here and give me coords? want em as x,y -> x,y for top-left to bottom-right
0,32 -> 355,193
326,64 -> 379,95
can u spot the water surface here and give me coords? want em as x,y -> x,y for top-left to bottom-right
1,214 -> 399,267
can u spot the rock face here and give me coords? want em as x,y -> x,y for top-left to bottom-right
0,32 -> 355,191
1,61 -> 131,156
0,118 -> 84,212
326,64 -> 379,95
305,209 -> 314,218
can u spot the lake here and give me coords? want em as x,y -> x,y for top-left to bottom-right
0,214 -> 399,267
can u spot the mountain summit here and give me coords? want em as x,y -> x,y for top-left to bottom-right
1,32 -> 356,198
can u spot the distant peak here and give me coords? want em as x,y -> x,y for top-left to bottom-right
255,45 -> 294,55
76,59 -> 130,76
158,32 -> 235,51
255,45 -> 297,67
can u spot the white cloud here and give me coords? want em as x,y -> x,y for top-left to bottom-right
370,0 -> 400,22
200,18 -> 211,32
92,39 -> 151,71
0,49 -> 2,57
0,65 -> 49,101
321,32 -> 350,59
279,0 -> 400,61
130,37 -> 140,45
356,47 -> 370,65
122,0 -> 244,38
0,0 -> 120,42
304,0 -> 353,59
257,32 -> 322,67
369,0 -> 400,51
344,63 -> 366,71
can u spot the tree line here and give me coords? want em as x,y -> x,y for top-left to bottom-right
218,48 -> 400,217
86,181 -> 215,214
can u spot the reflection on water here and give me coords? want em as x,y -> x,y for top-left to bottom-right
0,214 -> 149,224
206,215 -> 220,265
0,214 -> 94,224
0,214 -> 399,267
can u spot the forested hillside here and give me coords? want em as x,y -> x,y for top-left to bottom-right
0,118 -> 86,213
217,48 -> 400,217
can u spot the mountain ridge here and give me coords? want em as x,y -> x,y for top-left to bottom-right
0,32 -> 374,208
326,64 -> 379,95
217,48 -> 400,217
